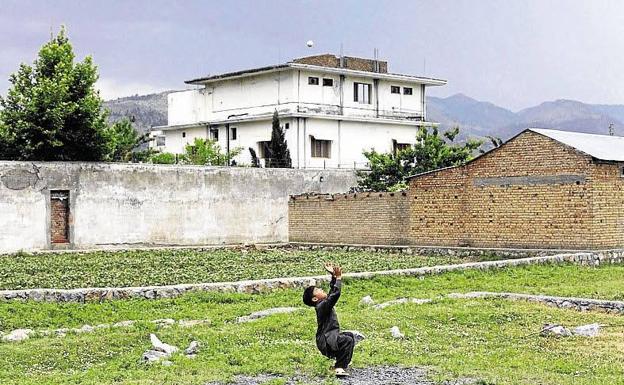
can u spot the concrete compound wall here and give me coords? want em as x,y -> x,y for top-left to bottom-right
0,162 -> 357,253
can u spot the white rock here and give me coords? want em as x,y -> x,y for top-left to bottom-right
236,307 -> 299,323
359,296 -> 375,306
390,326 -> 404,339
374,298 -> 408,310
152,319 -> 176,327
573,323 -> 601,337
344,330 -> 366,345
113,320 -> 135,327
178,319 -> 209,328
185,340 -> 200,355
161,360 -> 173,366
142,349 -> 169,363
540,324 -> 572,337
2,329 -> 33,342
73,325 -> 95,334
150,334 -> 179,354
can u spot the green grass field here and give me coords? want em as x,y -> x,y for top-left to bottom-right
0,247 -> 496,290
1,263 -> 623,385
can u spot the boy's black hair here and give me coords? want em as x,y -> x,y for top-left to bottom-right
303,286 -> 317,307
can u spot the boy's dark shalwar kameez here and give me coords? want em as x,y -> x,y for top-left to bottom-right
314,275 -> 355,369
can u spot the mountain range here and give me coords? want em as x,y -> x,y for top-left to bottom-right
427,93 -> 624,139
104,91 -> 624,140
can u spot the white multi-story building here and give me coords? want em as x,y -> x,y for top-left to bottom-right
153,54 -> 446,168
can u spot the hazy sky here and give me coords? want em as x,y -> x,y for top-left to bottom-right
2,0 -> 624,111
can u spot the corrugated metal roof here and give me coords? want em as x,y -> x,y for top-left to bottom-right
530,128 -> 624,162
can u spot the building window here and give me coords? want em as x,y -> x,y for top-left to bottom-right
182,132 -> 186,138
354,82 -> 372,104
311,136 -> 331,158
403,87 -> 413,95
284,123 -> 290,130
392,139 -> 411,154
258,141 -> 271,159
156,136 -> 166,147
391,86 -> 400,94
323,78 -> 334,86
231,127 -> 237,140
308,77 -> 319,85
210,128 -> 219,141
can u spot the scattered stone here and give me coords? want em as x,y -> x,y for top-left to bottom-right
359,295 -> 375,306
573,323 -> 601,337
185,340 -> 200,355
2,329 -> 33,342
373,298 -> 431,310
344,330 -> 366,345
161,360 -> 173,366
113,320 -> 135,327
73,324 -> 94,334
152,318 -> 176,327
178,319 -> 209,328
390,326 -> 404,339
150,334 -> 179,354
236,307 -> 300,323
540,324 -> 572,337
142,349 -> 170,363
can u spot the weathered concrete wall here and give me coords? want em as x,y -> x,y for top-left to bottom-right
0,162 -> 357,253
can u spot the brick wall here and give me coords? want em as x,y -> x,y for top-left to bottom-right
292,54 -> 388,73
288,131 -> 624,250
590,162 -> 624,248
50,191 -> 69,243
409,131 -> 606,249
288,192 -> 409,245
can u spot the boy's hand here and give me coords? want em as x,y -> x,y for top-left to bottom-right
333,265 -> 343,279
324,262 -> 334,275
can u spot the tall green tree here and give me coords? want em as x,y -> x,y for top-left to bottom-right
266,110 -> 291,168
0,27 -> 108,161
357,126 -> 483,191
102,118 -> 148,162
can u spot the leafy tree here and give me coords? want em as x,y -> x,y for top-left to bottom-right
102,118 -> 148,161
181,138 -> 242,166
265,111 -> 291,168
149,152 -> 177,164
357,126 -> 483,191
0,27 -> 108,161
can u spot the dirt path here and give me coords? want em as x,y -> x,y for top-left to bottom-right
205,366 -> 476,385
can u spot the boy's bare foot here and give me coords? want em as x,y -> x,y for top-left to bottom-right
335,368 -> 349,377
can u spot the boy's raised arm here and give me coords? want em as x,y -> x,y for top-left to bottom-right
322,265 -> 343,309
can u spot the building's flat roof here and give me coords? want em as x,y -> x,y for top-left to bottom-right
529,128 -> 624,162
185,61 -> 446,86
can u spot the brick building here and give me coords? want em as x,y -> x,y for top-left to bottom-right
289,128 -> 624,249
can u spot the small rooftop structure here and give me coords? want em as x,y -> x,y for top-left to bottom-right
530,128 -> 624,162
185,53 -> 446,86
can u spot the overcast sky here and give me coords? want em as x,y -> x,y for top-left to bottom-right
2,0 -> 624,111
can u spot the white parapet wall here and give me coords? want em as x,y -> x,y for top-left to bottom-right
0,162 -> 357,253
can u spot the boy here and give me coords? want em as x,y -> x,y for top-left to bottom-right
303,263 -> 363,377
